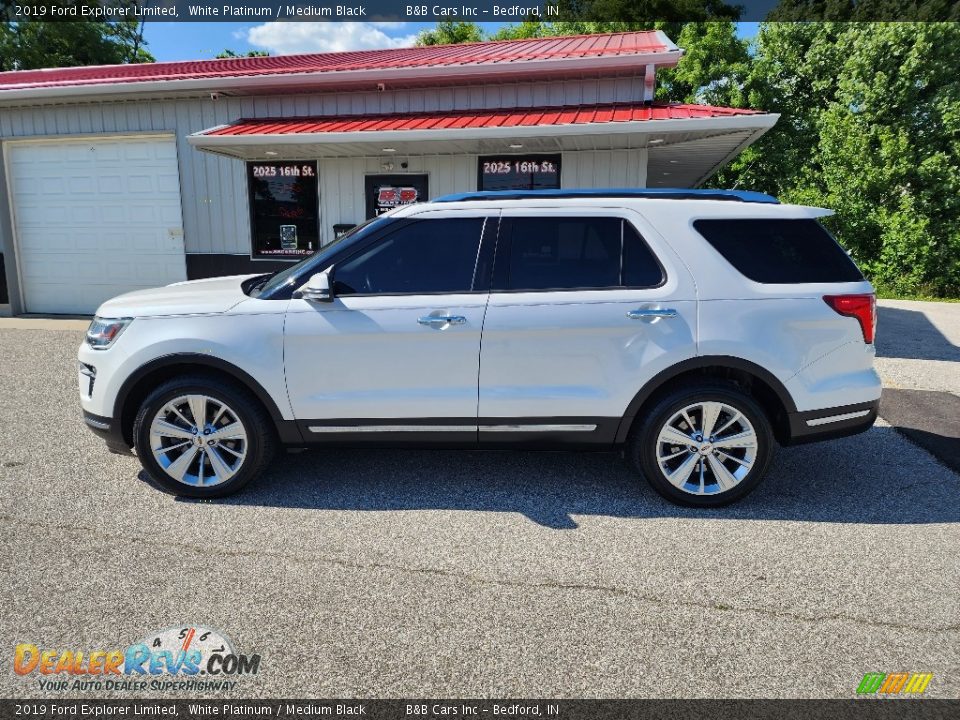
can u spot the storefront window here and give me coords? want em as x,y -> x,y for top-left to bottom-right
248,161 -> 319,259
478,155 -> 561,191
365,174 -> 429,219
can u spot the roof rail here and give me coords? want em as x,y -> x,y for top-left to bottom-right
433,188 -> 780,204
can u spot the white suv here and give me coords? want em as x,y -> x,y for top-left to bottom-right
78,189 -> 881,507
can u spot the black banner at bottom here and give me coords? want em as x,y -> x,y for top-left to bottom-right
2,699 -> 958,720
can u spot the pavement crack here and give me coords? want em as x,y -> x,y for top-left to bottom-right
4,512 -> 957,636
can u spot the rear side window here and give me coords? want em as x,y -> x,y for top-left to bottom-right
693,219 -> 864,284
505,217 -> 664,291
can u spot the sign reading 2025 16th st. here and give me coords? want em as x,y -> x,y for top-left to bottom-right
480,155 -> 561,192
12,626 -> 261,692
248,161 -> 320,259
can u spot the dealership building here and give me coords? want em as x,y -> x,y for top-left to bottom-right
0,30 -> 778,315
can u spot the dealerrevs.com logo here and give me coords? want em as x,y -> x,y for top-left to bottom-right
13,626 -> 261,692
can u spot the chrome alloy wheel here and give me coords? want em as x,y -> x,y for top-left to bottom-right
655,401 -> 758,496
149,394 -> 248,487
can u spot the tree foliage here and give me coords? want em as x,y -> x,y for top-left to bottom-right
415,21 -> 485,46
714,23 -> 960,297
216,49 -> 270,59
0,18 -> 153,71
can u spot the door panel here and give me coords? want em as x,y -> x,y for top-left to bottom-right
479,293 -> 697,419
284,294 -> 487,422
478,210 -> 698,442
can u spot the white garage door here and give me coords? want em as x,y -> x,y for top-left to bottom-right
7,135 -> 187,314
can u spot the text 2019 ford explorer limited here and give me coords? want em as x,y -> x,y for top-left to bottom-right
78,189 -> 881,507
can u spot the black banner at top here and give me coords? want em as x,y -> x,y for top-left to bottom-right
2,0 -> 958,23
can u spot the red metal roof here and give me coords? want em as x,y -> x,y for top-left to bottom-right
0,31 -> 675,92
200,102 -> 763,137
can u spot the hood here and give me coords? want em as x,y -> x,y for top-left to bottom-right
95,275 -> 258,319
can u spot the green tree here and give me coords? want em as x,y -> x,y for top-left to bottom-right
415,21 -> 485,46
0,17 -> 153,71
110,20 -> 151,63
657,22 -> 750,105
216,49 -> 270,59
715,23 -> 960,297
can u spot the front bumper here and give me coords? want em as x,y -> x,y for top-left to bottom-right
783,399 -> 879,446
79,339 -> 132,455
83,411 -> 133,455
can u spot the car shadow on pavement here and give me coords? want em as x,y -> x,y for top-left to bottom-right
881,388 -> 960,475
876,306 -> 959,361
185,425 -> 960,529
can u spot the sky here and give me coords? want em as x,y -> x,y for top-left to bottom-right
142,22 -> 761,61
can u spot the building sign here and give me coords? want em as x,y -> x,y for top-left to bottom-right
365,174 -> 429,218
479,154 -> 561,191
248,161 -> 319,259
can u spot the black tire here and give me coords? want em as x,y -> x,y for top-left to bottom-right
626,382 -> 774,508
133,374 -> 276,498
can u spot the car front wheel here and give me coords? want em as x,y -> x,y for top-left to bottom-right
133,375 -> 275,498
628,383 -> 774,507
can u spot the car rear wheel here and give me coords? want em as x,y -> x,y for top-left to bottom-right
133,376 -> 276,498
627,383 -> 774,507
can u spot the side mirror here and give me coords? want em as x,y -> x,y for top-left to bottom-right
297,270 -> 334,302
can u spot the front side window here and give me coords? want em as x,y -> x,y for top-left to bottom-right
334,217 -> 485,295
252,215 -> 389,298
505,217 -> 663,291
248,161 -> 320,259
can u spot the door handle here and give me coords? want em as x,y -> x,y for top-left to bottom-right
418,315 -> 467,327
627,308 -> 678,321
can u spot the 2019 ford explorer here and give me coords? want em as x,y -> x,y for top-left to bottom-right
78,189 -> 881,507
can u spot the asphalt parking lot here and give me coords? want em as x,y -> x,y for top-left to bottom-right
0,300 -> 957,699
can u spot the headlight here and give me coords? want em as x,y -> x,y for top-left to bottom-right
86,317 -> 133,350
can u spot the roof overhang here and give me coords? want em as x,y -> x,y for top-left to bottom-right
189,111 -> 778,188
0,50 -> 681,106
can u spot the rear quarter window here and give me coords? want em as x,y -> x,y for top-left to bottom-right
693,219 -> 864,284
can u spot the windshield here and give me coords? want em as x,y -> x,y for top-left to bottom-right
251,215 -> 389,297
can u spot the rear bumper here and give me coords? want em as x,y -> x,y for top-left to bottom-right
783,399 -> 879,446
83,412 -> 133,455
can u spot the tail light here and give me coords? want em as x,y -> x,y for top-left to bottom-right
823,293 -> 876,344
